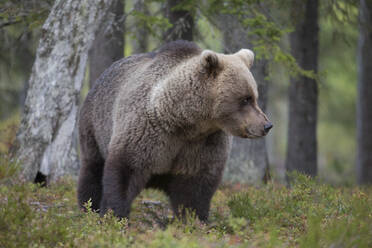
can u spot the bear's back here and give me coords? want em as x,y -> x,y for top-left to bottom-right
80,41 -> 201,158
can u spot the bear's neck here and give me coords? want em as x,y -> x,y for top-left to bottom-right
146,60 -> 217,140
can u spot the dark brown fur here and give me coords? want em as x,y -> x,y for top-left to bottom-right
77,40 -> 271,221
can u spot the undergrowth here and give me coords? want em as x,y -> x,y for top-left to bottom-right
0,164 -> 371,247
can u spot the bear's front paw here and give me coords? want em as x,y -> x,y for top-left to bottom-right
100,200 -> 130,219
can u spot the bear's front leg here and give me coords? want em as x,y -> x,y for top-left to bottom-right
167,172 -> 222,222
100,153 -> 149,219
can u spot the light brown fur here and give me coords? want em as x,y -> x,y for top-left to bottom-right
77,41 -> 271,221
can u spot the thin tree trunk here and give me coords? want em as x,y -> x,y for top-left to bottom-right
356,0 -> 372,184
17,32 -> 34,109
132,0 -> 149,53
219,15 -> 270,185
15,0 -> 114,183
286,0 -> 319,177
89,0 -> 124,88
163,0 -> 194,42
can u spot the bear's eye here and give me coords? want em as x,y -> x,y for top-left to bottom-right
241,96 -> 253,106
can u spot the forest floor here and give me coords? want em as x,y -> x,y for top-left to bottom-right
1,156 -> 372,248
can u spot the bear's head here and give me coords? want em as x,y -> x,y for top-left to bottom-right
200,49 -> 272,138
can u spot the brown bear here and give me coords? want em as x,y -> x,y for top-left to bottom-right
77,40 -> 272,221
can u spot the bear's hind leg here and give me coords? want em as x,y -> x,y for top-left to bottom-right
167,173 -> 221,222
77,131 -> 104,212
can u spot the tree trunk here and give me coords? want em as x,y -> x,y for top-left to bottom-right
163,0 -> 194,42
17,32 -> 34,109
89,0 -> 124,88
15,0 -> 114,183
286,0 -> 319,177
356,0 -> 372,184
131,0 -> 149,53
219,15 -> 270,185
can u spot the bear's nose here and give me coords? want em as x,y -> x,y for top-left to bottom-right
264,122 -> 273,133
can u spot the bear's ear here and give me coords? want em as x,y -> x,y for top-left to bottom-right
234,49 -> 254,69
200,50 -> 220,76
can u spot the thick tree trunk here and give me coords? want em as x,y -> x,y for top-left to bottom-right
89,0 -> 124,88
356,0 -> 372,184
15,0 -> 114,183
286,0 -> 319,177
163,0 -> 194,42
132,0 -> 149,53
219,15 -> 270,184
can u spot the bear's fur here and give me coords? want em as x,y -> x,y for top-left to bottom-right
77,40 -> 271,221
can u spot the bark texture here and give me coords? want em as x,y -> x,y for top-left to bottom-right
219,15 -> 270,184
131,0 -> 149,53
356,0 -> 372,184
163,0 -> 194,42
15,0 -> 114,182
89,0 -> 124,88
286,0 -> 319,177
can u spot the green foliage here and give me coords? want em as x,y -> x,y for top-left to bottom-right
0,155 -> 20,181
226,173 -> 372,247
128,0 -> 314,79
228,193 -> 255,220
0,113 -> 20,182
0,158 -> 371,248
0,179 -> 131,248
147,228 -> 201,248
198,0 -> 317,80
131,10 -> 172,39
0,112 -> 19,154
165,0 -> 198,14
0,0 -> 53,29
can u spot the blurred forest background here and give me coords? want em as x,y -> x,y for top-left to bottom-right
0,0 -> 369,186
